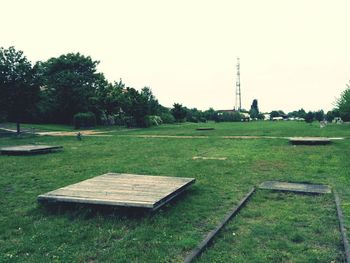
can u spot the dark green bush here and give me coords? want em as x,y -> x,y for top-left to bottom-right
214,112 -> 242,122
160,112 -> 175,124
73,112 -> 96,129
124,116 -> 137,128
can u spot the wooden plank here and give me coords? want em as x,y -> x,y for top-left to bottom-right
184,188 -> 256,263
334,191 -> 350,263
289,137 -> 331,145
38,173 -> 195,210
0,145 -> 63,154
196,127 -> 215,131
43,188 -> 171,200
38,195 -> 155,208
259,181 -> 331,194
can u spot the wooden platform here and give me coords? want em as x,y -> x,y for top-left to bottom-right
259,181 -> 331,194
0,145 -> 63,155
196,127 -> 215,131
289,137 -> 331,145
38,173 -> 195,211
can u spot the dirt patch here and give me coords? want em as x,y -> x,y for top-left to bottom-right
38,130 -> 110,136
131,135 -> 209,139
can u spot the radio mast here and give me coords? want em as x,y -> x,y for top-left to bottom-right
235,57 -> 242,111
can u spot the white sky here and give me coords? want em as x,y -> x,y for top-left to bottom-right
1,0 -> 350,112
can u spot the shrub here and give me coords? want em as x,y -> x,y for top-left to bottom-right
144,115 -> 162,127
337,83 -> 350,121
160,112 -> 175,124
214,112 -> 242,122
124,116 -> 137,128
305,111 -> 314,123
73,112 -> 96,129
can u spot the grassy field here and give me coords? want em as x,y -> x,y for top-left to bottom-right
0,121 -> 349,262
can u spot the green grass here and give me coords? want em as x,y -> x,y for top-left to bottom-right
0,121 -> 349,262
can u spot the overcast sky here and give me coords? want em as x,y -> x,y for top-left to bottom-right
1,0 -> 349,112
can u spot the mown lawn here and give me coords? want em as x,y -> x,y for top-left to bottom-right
0,121 -> 349,262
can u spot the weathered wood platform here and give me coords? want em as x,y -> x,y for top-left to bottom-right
196,127 -> 215,131
38,173 -> 195,211
289,137 -> 331,145
0,145 -> 63,155
259,181 -> 331,194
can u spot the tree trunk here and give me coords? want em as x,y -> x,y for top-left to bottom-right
16,121 -> 20,135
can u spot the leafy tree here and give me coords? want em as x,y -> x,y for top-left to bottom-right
270,111 -> 280,118
0,47 -> 39,134
305,111 -> 314,123
140,87 -> 161,116
39,53 -> 102,124
249,99 -> 259,119
203,108 -> 216,121
314,110 -> 325,122
288,108 -> 306,119
214,111 -> 242,122
337,82 -> 350,121
325,109 -> 340,122
171,103 -> 187,122
257,113 -> 265,120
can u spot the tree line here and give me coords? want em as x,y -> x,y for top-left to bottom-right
1,46 -> 350,133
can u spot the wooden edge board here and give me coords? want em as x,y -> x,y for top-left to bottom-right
196,128 -> 215,131
334,191 -> 350,263
152,178 -> 196,211
259,181 -> 331,194
37,195 -> 155,208
183,188 -> 256,263
0,145 -> 63,154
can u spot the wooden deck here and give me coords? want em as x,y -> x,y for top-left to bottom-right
38,173 -> 195,210
196,127 -> 215,131
289,137 -> 331,145
0,145 -> 63,155
259,181 -> 331,194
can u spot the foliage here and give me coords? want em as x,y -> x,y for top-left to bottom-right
144,115 -> 162,127
305,111 -> 314,123
257,113 -> 265,120
203,108 -> 216,121
314,110 -> 325,122
0,46 -> 39,133
73,112 -> 96,129
336,82 -> 350,121
214,111 -> 242,122
325,109 -> 340,122
249,99 -> 259,119
160,111 -> 175,124
171,103 -> 187,122
38,53 -> 103,124
288,108 -> 307,119
270,111 -> 280,118
120,87 -> 161,127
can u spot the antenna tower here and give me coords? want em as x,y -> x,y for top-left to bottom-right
235,57 -> 242,111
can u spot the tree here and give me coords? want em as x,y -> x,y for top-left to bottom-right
326,109 -> 340,122
140,87 -> 161,116
171,103 -> 187,122
39,53 -> 102,124
314,110 -> 325,122
203,108 -> 216,121
305,111 -> 314,123
337,82 -> 350,121
249,99 -> 259,119
270,111 -> 280,119
0,47 -> 39,134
